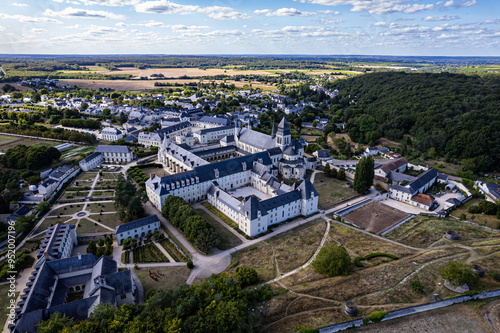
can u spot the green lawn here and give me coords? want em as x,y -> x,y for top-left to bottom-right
91,190 -> 115,198
61,191 -> 90,200
76,218 -> 111,234
50,204 -> 85,216
314,173 -> 358,209
37,216 -> 73,232
87,202 -> 116,213
88,213 -> 121,229
195,209 -> 242,250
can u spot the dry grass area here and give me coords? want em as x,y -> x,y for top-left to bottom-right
141,167 -> 170,178
60,78 -> 275,91
0,137 -> 57,151
227,220 -> 326,282
385,215 -> 500,248
352,303 -> 494,333
136,266 -> 190,296
314,173 -> 358,210
343,201 -> 411,234
0,82 -> 33,92
451,198 -> 500,229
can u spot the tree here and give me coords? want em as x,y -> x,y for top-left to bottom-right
312,243 -> 351,277
440,261 -> 479,287
0,196 -> 9,214
98,238 -> 105,247
337,168 -> 346,180
353,156 -> 374,193
235,266 -> 258,286
36,312 -> 75,333
104,242 -> 112,256
122,238 -> 131,250
87,240 -> 97,255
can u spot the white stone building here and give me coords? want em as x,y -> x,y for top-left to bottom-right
79,152 -> 104,171
94,145 -> 135,163
101,127 -> 123,142
115,215 -> 161,245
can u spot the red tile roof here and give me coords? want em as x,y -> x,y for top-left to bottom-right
411,193 -> 434,207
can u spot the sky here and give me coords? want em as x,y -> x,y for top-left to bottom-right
0,0 -> 499,56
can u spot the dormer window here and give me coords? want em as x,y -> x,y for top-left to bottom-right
242,162 -> 247,171
214,168 -> 219,178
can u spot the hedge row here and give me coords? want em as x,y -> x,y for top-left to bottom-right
354,253 -> 399,267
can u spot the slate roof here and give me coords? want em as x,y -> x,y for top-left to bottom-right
240,196 -> 267,220
198,116 -> 231,126
14,205 -> 30,216
267,147 -> 282,156
80,152 -> 102,163
116,215 -> 160,235
195,125 -> 233,135
486,184 -> 500,199
95,145 -> 132,154
408,168 -> 438,193
220,135 -> 234,143
277,117 -> 290,136
297,179 -> 318,199
315,150 -> 330,158
238,128 -> 276,151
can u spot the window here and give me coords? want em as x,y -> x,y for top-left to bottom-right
121,294 -> 127,299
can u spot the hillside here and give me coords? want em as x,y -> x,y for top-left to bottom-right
327,72 -> 500,172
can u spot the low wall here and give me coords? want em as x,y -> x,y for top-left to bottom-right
380,214 -> 415,236
334,199 -> 373,216
319,289 -> 500,333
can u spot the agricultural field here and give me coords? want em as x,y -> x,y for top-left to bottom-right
0,136 -> 58,152
342,201 -> 411,234
385,215 -> 500,248
450,198 -> 500,229
136,266 -> 190,296
314,173 -> 358,210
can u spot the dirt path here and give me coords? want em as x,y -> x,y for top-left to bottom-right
484,300 -> 500,333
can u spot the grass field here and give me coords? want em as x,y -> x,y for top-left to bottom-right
88,213 -> 120,229
135,266 -> 190,296
50,204 -> 85,216
37,216 -> 73,232
409,158 -> 462,176
227,219 -> 326,282
385,215 -> 500,248
342,201 -> 410,234
76,218 -> 110,234
0,134 -> 20,146
91,190 -> 115,198
87,202 -> 116,213
61,191 -> 90,200
314,173 -> 358,209
450,198 -> 500,229
0,137 -> 58,151
195,209 -> 242,251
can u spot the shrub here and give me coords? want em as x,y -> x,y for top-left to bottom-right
468,205 -> 481,214
459,213 -> 466,220
367,310 -> 387,323
312,243 -> 351,277
490,269 -> 500,282
235,266 -> 258,286
410,279 -> 425,293
354,257 -> 364,267
440,261 -> 479,287
186,260 -> 194,269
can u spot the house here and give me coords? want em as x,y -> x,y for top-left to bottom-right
12,254 -> 136,333
138,122 -> 192,147
101,127 -> 123,142
475,181 -> 500,202
389,168 -> 438,210
115,215 -> 161,245
79,152 -> 104,171
364,147 -> 379,156
374,158 -> 408,178
193,126 -> 235,144
94,145 -> 135,163
190,116 -> 231,129
313,150 -> 332,162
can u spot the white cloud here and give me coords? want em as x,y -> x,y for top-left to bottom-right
207,12 -> 250,20
170,25 -> 210,32
442,0 -> 477,8
30,28 -> 48,33
255,8 -> 316,16
73,0 -> 140,6
0,26 -> 5,31
294,0 -> 437,14
116,22 -> 128,27
137,20 -> 167,28
12,3 -> 29,7
0,13 -> 62,23
423,15 -> 459,21
134,1 -> 199,14
197,6 -> 233,14
44,7 -> 125,19
319,19 -> 343,25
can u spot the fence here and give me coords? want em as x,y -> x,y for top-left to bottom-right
319,289 -> 500,333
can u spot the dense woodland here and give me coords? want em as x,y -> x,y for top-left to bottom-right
325,72 -> 500,172
0,145 -> 61,170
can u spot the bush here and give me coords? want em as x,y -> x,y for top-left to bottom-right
410,279 -> 425,293
468,205 -> 481,214
367,310 -> 387,323
459,213 -> 466,220
235,266 -> 258,286
312,243 -> 351,277
440,261 -> 479,287
490,269 -> 500,282
354,256 -> 364,267
186,260 -> 194,269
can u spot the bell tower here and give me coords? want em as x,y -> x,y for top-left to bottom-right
276,117 -> 291,149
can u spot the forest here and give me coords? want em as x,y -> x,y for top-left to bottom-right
325,72 -> 500,172
0,145 -> 61,170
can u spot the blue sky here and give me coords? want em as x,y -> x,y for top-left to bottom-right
0,0 -> 499,56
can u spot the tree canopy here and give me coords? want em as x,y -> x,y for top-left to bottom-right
0,145 -> 61,170
312,243 -> 351,277
440,261 -> 479,287
353,156 -> 374,193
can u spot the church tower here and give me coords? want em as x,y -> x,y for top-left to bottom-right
276,117 -> 291,149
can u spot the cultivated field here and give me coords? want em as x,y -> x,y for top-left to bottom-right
342,201 -> 411,234
314,173 -> 358,209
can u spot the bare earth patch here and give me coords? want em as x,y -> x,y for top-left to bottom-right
342,201 -> 411,234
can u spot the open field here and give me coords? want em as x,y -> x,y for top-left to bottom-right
410,158 -> 462,176
87,202 -> 116,213
314,173 -> 358,210
88,213 -> 120,229
0,82 -> 33,92
227,219 -> 326,282
76,218 -> 110,234
195,209 -> 242,251
0,136 -> 58,152
135,266 -> 190,296
37,216 -> 73,232
50,204 -> 85,216
342,201 -> 411,234
60,78 -> 276,91
451,198 -> 500,229
385,215 -> 500,248
351,303 -> 493,333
